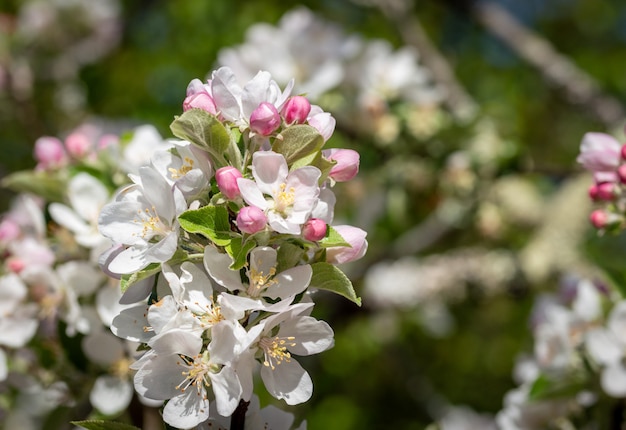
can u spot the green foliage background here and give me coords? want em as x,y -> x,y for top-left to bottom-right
2,0 -> 626,428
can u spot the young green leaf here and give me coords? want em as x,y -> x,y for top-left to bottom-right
319,225 -> 351,248
310,262 -> 361,306
178,205 -> 232,246
120,263 -> 161,293
272,125 -> 324,166
225,237 -> 257,270
170,109 -> 231,167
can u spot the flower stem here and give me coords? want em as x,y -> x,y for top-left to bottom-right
230,399 -> 250,430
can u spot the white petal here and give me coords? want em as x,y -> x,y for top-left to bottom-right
241,70 -> 272,119
90,376 -> 134,416
48,203 -> 91,235
237,178 -> 269,210
250,247 -> 277,277
0,349 -> 7,381
609,301 -> 626,343
0,316 -> 38,347
111,304 -> 153,343
261,359 -> 312,405
210,365 -> 243,417
212,66 -> 243,122
204,246 -> 243,291
133,353 -> 187,400
149,329 -> 202,357
68,172 -> 110,222
279,316 -> 334,356
252,151 -> 288,195
586,328 -> 623,365
163,390 -> 210,429
264,265 -> 312,300
602,363 -> 626,397
82,330 -> 124,366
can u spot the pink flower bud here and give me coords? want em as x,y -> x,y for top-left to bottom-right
302,218 -> 327,241
250,102 -> 281,136
65,132 -> 92,158
590,209 -> 609,229
183,92 -> 217,115
621,144 -> 626,160
237,206 -> 267,234
7,257 -> 24,274
577,132 -> 621,183
34,136 -> 66,169
323,148 -> 360,182
326,225 -> 368,264
186,78 -> 207,96
215,166 -> 243,200
589,182 -> 617,202
282,96 -> 311,124
98,134 -> 119,150
307,110 -> 336,142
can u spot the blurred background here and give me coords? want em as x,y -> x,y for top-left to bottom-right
2,0 -> 626,428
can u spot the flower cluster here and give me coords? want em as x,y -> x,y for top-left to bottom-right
577,131 -> 626,231
495,276 -> 626,429
97,66 -> 367,429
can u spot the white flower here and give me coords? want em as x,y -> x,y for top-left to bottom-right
586,301 -> 626,397
237,151 -> 320,234
210,66 -> 293,130
151,140 -> 213,199
218,7 -> 360,100
121,125 -> 172,174
48,172 -> 111,250
238,302 -> 334,405
204,245 -> 312,303
0,273 -> 38,349
132,325 -> 243,428
98,164 -> 187,274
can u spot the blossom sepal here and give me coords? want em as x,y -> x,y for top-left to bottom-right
318,225 -> 351,248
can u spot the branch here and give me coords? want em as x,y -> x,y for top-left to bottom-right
472,1 -> 626,130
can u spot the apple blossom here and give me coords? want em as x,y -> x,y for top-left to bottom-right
326,225 -> 368,264
237,151 -> 320,234
34,136 -> 67,170
577,132 -> 622,183
250,101 -> 281,135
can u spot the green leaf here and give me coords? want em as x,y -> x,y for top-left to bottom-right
178,205 -> 232,246
319,225 -> 350,248
2,170 -> 67,202
528,370 -> 588,401
273,125 -> 324,166
310,262 -> 361,306
71,420 -> 141,430
276,242 -> 306,273
120,263 -> 161,293
225,237 -> 256,270
170,109 -> 231,168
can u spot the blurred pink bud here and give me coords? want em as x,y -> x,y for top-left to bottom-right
326,225 -> 368,264
621,144 -> 626,160
34,136 -> 66,169
577,132 -> 621,182
237,206 -> 267,234
65,132 -> 92,158
307,111 -> 336,142
323,148 -> 360,182
591,182 -> 617,201
216,166 -> 243,200
0,219 -> 20,242
7,258 -> 24,273
302,218 -> 327,241
590,209 -> 609,229
250,102 -> 281,136
183,92 -> 217,115
282,96 -> 311,124
98,134 -> 119,150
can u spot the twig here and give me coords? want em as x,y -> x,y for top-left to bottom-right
472,0 -> 626,130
